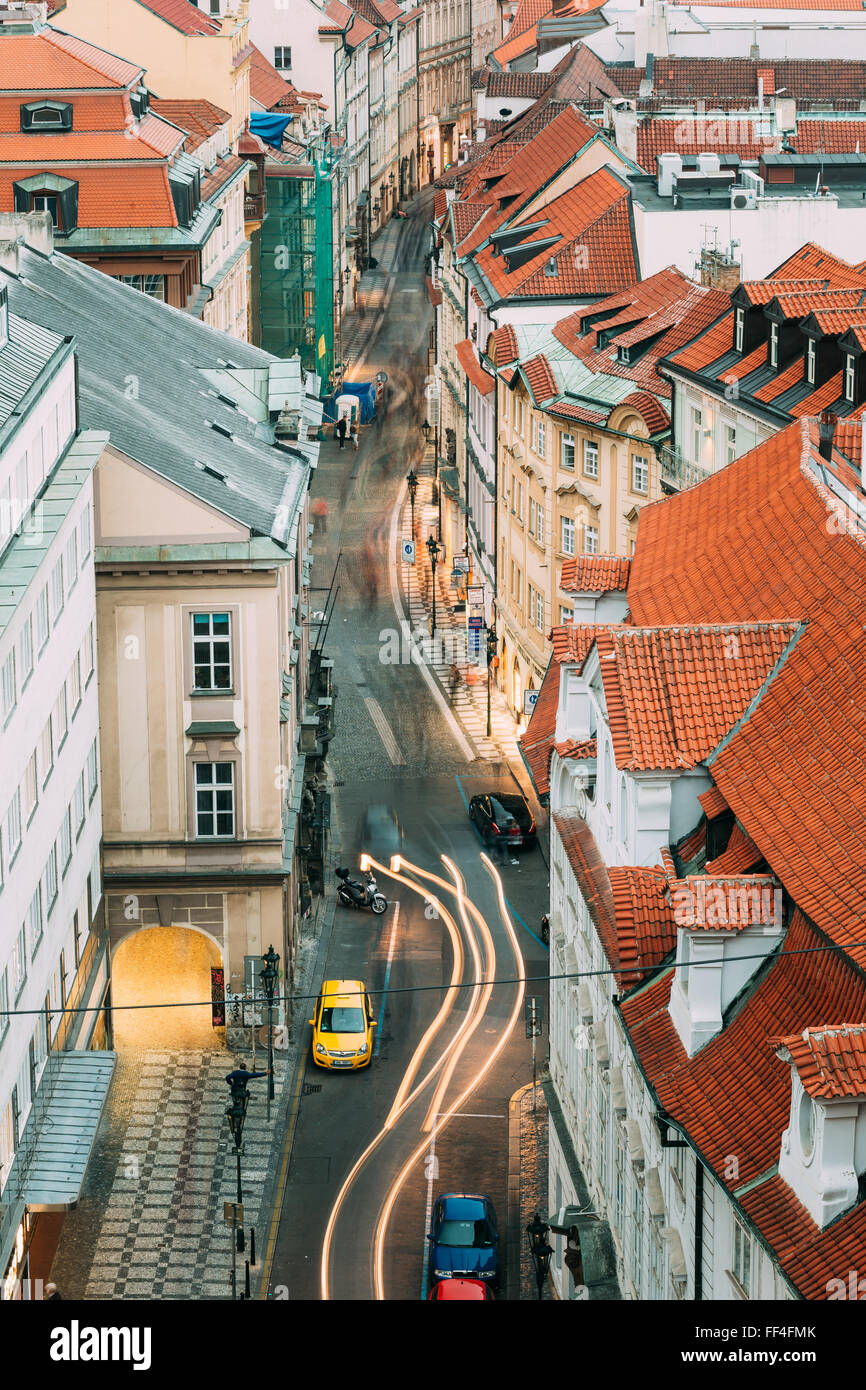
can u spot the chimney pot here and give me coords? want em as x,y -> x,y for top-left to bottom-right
818,409 -> 837,461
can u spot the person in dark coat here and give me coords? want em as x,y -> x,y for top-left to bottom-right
225,1063 -> 270,1099
335,416 -> 347,449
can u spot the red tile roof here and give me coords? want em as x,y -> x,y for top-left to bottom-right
454,339 -> 495,396
249,44 -> 292,111
547,400 -> 606,424
150,98 -> 230,152
133,0 -> 221,35
2,29 -> 142,88
560,555 -> 631,594
485,70 -> 552,99
425,276 -> 442,307
698,785 -> 730,819
616,391 -> 670,435
520,624 -> 607,795
522,352 -> 558,404
596,622 -> 803,771
609,58 -> 866,110
550,622 -> 606,665
0,163 -> 177,225
704,823 -> 765,875
489,323 -> 518,365
627,417 -> 866,965
774,1024 -> 866,1099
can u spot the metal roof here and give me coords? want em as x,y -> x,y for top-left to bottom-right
22,1051 -> 117,1212
2,245 -> 311,549
0,305 -> 66,441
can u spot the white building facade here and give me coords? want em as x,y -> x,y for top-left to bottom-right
0,277 -> 111,1298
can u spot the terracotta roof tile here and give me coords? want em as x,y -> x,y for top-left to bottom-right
0,163 -> 177,225
616,391 -> 670,435
425,276 -> 442,307
789,370 -> 845,416
150,97 -> 231,151
547,401 -> 607,424
520,625 -> 610,795
698,785 -> 730,819
596,622 -> 804,771
489,323 -> 518,365
455,339 -> 495,395
485,71 -> 552,99
704,823 -> 765,875
550,621 -> 607,665
249,44 -> 292,111
609,58 -> 866,110
134,0 -> 221,35
522,352 -> 558,404
626,417 -> 866,964
2,30 -> 142,89
560,555 -> 631,594
773,1024 -> 866,1099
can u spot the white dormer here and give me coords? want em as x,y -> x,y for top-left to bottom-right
776,1025 -> 866,1229
668,876 -> 784,1057
554,664 -> 592,745
0,281 -> 7,352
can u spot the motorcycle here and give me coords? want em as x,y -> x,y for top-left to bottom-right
336,866 -> 388,915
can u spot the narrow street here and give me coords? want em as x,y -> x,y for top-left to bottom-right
269,196 -> 551,1300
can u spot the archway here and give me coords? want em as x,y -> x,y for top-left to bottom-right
111,926 -> 223,1050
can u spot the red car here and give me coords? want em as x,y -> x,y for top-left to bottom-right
429,1277 -> 494,1301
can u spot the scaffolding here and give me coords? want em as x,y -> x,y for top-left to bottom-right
260,152 -> 334,391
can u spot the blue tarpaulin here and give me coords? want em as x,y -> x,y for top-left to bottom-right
249,112 -> 293,150
324,382 -> 377,424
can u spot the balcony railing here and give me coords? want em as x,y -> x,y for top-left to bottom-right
658,445 -> 711,492
244,193 -> 266,222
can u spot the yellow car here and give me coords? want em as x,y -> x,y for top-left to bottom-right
309,980 -> 376,1070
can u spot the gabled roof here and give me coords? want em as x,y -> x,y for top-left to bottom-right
627,416 -> 866,964
595,622 -> 804,771
520,622 -> 605,796
249,44 -> 292,112
698,784 -> 730,819
2,28 -> 143,88
773,1024 -> 866,1099
455,339 -> 495,396
704,822 -> 764,875
132,0 -> 221,36
607,57 -> 866,110
150,98 -> 231,152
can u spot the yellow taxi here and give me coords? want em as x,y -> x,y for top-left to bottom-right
309,980 -> 376,1070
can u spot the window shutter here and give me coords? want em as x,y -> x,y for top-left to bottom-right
58,180 -> 79,233
12,182 -> 29,214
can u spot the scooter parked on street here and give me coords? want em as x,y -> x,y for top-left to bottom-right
336,866 -> 388,915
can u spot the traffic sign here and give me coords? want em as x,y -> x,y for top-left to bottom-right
467,585 -> 484,605
524,690 -> 539,716
453,555 -> 470,572
402,540 -> 416,564
468,615 -> 483,629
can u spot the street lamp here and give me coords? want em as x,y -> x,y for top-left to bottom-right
526,1211 -> 553,1301
486,621 -> 497,739
422,419 -> 431,444
406,468 -> 418,538
260,944 -> 280,1118
426,534 -> 441,634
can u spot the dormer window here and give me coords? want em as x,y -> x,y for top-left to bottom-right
20,100 -> 73,132
13,174 -> 78,234
769,322 -> 778,369
844,352 -> 856,404
806,337 -> 816,386
32,193 -> 58,225
735,308 -> 744,353
618,345 -> 631,364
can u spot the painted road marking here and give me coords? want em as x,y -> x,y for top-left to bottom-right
364,696 -> 406,765
374,901 -> 399,1057
420,1121 -> 438,1301
436,1112 -> 506,1119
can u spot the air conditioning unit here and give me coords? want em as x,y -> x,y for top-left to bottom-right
730,187 -> 758,210
740,168 -> 765,197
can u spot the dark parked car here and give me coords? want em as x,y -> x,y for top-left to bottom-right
427,1193 -> 500,1286
468,792 -> 536,850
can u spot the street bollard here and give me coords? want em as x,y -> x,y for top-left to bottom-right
250,1227 -> 256,1267
245,1260 -> 251,1299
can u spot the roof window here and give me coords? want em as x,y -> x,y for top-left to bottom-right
21,101 -> 72,132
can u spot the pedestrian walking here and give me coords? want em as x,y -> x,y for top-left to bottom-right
44,1282 -> 62,1301
335,416 -> 347,449
448,662 -> 461,702
225,1062 -> 270,1100
350,420 -> 360,450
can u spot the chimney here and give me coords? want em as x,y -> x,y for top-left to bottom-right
700,248 -> 741,293
0,239 -> 19,275
749,19 -> 760,61
818,409 -> 837,461
0,210 -> 54,258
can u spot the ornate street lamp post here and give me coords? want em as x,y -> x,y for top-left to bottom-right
526,1211 -> 553,1301
486,621 -> 497,739
406,468 -> 418,538
260,944 -> 280,1119
426,534 -> 441,635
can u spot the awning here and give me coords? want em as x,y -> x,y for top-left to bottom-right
186,720 -> 240,738
439,464 -> 461,498
24,1052 -> 117,1211
280,698 -> 292,723
455,339 -> 495,396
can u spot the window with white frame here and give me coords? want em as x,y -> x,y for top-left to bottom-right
195,762 -> 235,837
528,498 -> 536,536
40,716 -> 53,786
535,590 -> 544,630
583,523 -> 598,554
64,531 -> 78,595
78,506 -> 91,563
18,617 -> 33,692
769,321 -> 779,368
725,424 -> 737,466
735,307 -> 744,352
691,408 -> 702,464
73,771 -> 85,837
806,337 -> 816,385
24,751 -> 38,823
631,454 -> 649,494
5,789 -> 22,864
561,432 -> 575,470
59,805 -> 72,873
192,612 -> 232,691
845,353 -> 856,403
87,739 -> 98,802
50,557 -> 64,624
536,504 -> 544,547
274,45 -> 292,69
732,1215 -> 752,1295
0,968 -> 8,1039
561,515 -> 575,555
36,585 -> 49,652
83,622 -> 95,684
583,439 -> 599,479
119,274 -> 165,301
536,418 -> 546,458
11,925 -> 26,995
1,651 -> 15,724
54,684 -> 68,748
560,605 -> 574,624
43,844 -> 58,916
27,887 -> 43,955
68,652 -> 81,716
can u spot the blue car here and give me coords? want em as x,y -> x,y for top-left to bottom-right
427,1193 -> 499,1285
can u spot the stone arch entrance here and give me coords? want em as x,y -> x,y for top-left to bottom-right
111,926 -> 223,1050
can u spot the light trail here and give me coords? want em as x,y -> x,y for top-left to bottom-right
321,854 -> 488,1300
372,853 -> 526,1301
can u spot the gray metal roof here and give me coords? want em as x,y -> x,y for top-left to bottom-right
2,244 -> 310,548
0,305 -> 67,441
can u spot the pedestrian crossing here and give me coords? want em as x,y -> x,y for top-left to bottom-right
400,457 -> 521,765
